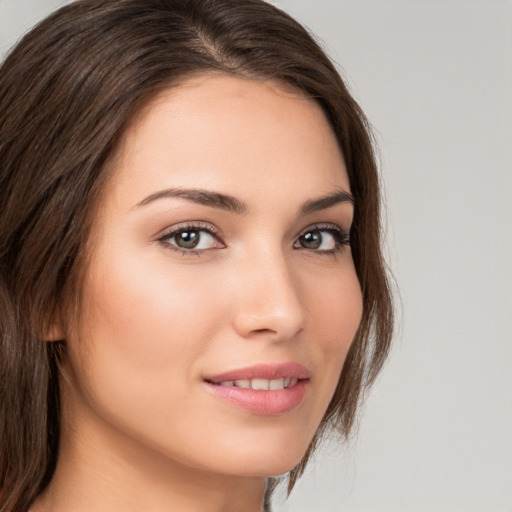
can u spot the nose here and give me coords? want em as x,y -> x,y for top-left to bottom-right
230,250 -> 305,342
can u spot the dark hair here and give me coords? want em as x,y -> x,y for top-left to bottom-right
0,0 -> 394,510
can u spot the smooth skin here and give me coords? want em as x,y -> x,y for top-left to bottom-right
34,74 -> 363,512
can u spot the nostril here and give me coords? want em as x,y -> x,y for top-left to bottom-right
252,328 -> 276,334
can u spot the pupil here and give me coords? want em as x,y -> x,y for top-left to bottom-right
301,231 -> 321,249
176,230 -> 199,249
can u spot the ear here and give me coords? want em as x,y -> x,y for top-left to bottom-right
44,321 -> 66,342
43,307 -> 66,342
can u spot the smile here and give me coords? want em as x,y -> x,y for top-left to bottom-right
204,363 -> 310,415
215,378 -> 299,390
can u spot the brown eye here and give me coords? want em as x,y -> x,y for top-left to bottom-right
174,230 -> 201,249
293,226 -> 349,252
298,231 -> 323,249
159,225 -> 222,252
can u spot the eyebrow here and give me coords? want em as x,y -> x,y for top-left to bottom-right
135,187 -> 354,215
299,189 -> 355,215
136,187 -> 248,214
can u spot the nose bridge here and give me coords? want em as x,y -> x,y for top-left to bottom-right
232,244 -> 305,340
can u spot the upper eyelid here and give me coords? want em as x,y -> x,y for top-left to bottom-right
156,221 -> 223,240
297,222 -> 350,236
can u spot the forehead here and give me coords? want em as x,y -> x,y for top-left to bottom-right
107,73 -> 349,210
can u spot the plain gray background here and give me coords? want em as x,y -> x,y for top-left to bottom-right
1,1 -> 511,511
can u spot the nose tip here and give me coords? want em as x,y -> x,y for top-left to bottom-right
231,258 -> 305,342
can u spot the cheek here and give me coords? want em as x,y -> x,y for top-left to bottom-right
308,260 -> 363,352
79,251 -> 223,364
63,251 -> 232,457
303,260 -> 363,402
68,250 -> 225,422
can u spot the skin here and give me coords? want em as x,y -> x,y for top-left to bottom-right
34,74 -> 363,512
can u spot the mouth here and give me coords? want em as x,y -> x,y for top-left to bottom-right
207,377 -> 300,390
204,362 -> 310,384
203,363 -> 310,415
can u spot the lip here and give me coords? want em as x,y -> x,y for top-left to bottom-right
204,363 -> 310,416
204,362 -> 311,383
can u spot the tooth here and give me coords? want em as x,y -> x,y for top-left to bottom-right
251,378 -> 269,390
234,379 -> 251,389
289,378 -> 298,387
269,378 -> 285,390
219,381 -> 233,387
284,378 -> 291,388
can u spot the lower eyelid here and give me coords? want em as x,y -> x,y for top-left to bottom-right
156,224 -> 226,255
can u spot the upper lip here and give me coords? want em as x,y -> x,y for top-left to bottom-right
204,362 -> 311,383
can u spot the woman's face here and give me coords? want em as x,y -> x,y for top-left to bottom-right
61,74 -> 362,479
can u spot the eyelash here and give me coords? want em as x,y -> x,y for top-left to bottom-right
156,222 -> 351,256
295,224 -> 351,254
157,222 -> 223,256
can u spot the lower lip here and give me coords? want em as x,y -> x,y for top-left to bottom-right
205,380 -> 308,416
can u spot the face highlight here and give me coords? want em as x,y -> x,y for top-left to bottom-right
60,75 -> 363,481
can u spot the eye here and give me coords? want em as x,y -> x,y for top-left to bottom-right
157,223 -> 224,253
293,226 -> 350,252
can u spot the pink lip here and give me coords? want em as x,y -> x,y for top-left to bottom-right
204,363 -> 310,416
205,362 -> 310,383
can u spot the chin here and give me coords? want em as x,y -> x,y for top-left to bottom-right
203,430 -> 314,478
173,398 -> 326,479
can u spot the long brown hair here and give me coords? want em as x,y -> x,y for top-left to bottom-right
0,0 -> 393,510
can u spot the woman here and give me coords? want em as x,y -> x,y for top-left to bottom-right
0,1 -> 393,511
